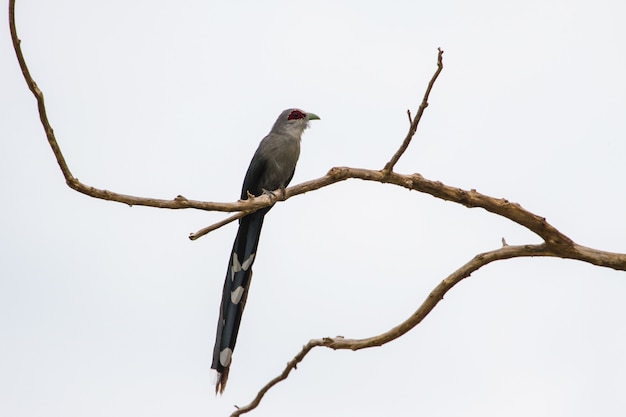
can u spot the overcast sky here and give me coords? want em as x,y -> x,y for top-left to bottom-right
2,1 -> 626,416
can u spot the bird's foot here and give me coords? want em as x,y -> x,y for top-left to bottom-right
261,188 -> 277,203
261,187 -> 287,203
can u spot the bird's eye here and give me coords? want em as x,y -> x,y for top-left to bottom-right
287,110 -> 306,120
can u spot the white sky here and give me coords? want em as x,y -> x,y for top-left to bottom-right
2,1 -> 626,416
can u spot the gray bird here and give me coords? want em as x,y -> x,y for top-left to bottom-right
212,108 -> 320,393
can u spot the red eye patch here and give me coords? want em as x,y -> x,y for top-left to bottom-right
287,109 -> 306,120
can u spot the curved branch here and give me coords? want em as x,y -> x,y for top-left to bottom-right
231,237 -> 625,414
9,5 -> 441,225
10,0 -> 73,181
231,243 -> 553,416
233,239 -> 625,415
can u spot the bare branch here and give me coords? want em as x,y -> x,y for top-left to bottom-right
7,1 -> 274,218
10,0 -> 73,181
231,243 -> 555,416
286,168 -> 574,248
231,340 -> 323,416
231,230 -> 624,414
383,47 -> 444,173
233,239 -> 625,414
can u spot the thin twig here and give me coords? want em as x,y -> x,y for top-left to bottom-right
231,340 -> 323,416
189,211 -> 248,240
383,48 -> 444,173
9,0 -> 74,182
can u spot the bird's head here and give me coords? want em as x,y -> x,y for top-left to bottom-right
271,108 -> 320,137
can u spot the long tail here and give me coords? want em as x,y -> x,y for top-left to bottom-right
212,210 -> 267,394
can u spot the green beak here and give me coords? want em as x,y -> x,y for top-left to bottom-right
306,112 -> 321,121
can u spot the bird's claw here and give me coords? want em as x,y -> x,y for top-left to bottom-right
261,188 -> 278,203
261,187 -> 287,203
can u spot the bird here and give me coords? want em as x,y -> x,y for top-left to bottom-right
212,108 -> 320,394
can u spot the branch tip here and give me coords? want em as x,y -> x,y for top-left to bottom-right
383,48 -> 445,172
